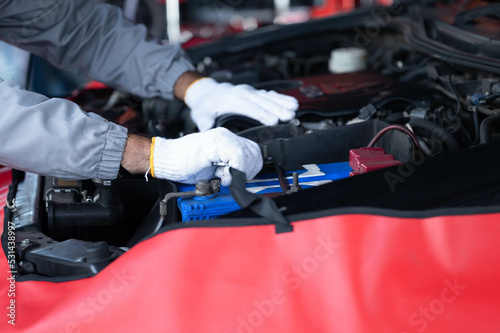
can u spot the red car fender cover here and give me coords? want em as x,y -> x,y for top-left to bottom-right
1,212 -> 500,332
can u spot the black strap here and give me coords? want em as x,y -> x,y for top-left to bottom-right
229,168 -> 293,234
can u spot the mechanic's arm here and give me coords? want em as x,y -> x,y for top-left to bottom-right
0,0 -> 298,131
0,0 -> 190,100
0,79 -> 126,180
122,128 -> 262,186
0,78 -> 261,184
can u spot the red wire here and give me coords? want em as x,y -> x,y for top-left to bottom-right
367,124 -> 422,152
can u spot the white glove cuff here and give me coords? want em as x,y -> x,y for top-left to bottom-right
184,77 -> 219,108
150,137 -> 183,181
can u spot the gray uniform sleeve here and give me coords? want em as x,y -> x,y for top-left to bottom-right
0,78 -> 127,179
0,0 -> 195,99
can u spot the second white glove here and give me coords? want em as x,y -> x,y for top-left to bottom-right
185,77 -> 299,131
151,127 -> 263,186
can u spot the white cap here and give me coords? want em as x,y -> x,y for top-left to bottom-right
329,47 -> 368,74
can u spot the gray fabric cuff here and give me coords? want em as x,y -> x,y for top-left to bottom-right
147,55 -> 196,100
97,122 -> 128,179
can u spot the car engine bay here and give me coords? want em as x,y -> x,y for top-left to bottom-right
8,1 -> 500,280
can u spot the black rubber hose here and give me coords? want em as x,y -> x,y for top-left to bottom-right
480,114 -> 500,144
409,118 -> 460,151
399,67 -> 428,83
384,113 -> 408,125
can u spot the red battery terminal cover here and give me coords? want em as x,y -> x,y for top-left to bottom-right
349,147 -> 402,176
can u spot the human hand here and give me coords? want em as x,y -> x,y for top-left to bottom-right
184,77 -> 299,131
151,127 -> 262,186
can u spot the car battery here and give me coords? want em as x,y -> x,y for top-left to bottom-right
177,162 -> 352,222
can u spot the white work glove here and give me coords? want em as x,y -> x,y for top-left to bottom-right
185,77 -> 299,131
151,127 -> 262,186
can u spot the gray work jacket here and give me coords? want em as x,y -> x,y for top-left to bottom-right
0,0 -> 195,179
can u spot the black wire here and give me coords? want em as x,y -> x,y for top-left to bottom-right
472,107 -> 480,146
274,163 -> 288,194
447,74 -> 462,120
367,124 -> 422,152
485,93 -> 500,102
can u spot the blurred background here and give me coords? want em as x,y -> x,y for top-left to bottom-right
0,0 -> 394,96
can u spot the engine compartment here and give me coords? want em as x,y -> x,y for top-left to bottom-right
9,2 -> 500,279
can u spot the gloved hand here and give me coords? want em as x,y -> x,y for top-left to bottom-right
151,127 -> 262,186
184,77 -> 299,131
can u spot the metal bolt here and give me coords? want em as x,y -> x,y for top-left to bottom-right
195,179 -> 211,195
210,179 -> 221,193
160,179 -> 221,219
21,239 -> 30,246
286,172 -> 302,194
262,145 -> 273,163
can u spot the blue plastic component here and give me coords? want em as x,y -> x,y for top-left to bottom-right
177,162 -> 352,222
470,93 -> 487,106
